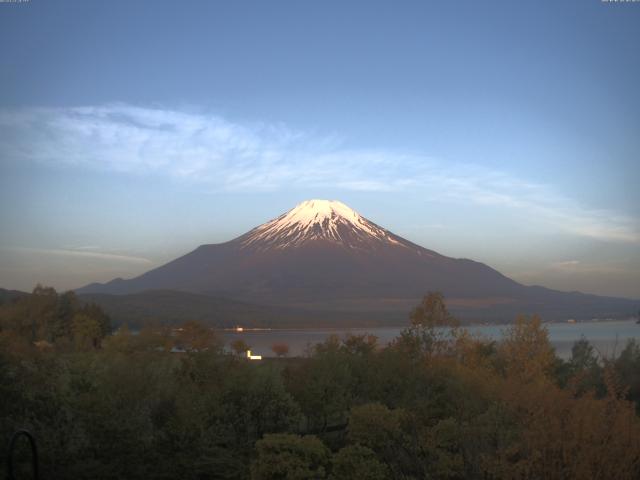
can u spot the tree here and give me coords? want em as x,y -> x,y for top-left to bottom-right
230,338 -> 250,356
223,365 -> 302,442
79,302 -> 112,338
51,290 -> 79,343
571,336 -> 599,371
499,314 -> 555,383
72,313 -> 103,350
615,339 -> 640,412
489,378 -> 640,479
289,336 -> 353,432
410,292 -> 458,328
342,334 -> 378,356
347,403 -> 411,476
135,323 -> 175,353
71,303 -> 112,350
104,324 -> 134,353
393,292 -> 459,359
251,433 -> 330,480
0,285 -> 57,343
313,334 -> 341,356
272,342 -> 290,357
564,336 -> 603,396
175,320 -> 219,353
330,444 -> 388,480
418,417 -> 465,479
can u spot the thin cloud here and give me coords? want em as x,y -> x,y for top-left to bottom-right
520,259 -> 631,276
5,247 -> 153,265
552,260 -> 581,269
0,104 -> 638,243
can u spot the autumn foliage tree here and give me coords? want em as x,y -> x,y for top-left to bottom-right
271,342 -> 290,357
175,320 -> 219,352
410,291 -> 458,328
498,314 -> 556,382
1,287 -> 640,479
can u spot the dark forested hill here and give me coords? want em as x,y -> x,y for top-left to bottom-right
0,288 -> 28,304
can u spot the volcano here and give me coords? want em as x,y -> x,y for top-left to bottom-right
78,200 -> 637,323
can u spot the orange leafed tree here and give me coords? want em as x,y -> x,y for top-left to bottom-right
271,342 -> 290,357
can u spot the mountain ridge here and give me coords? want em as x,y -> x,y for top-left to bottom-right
77,199 -> 638,323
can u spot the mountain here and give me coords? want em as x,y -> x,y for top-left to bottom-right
0,288 -> 29,305
77,199 -> 638,323
77,290 -> 405,329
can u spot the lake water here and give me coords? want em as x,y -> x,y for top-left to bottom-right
221,319 -> 640,359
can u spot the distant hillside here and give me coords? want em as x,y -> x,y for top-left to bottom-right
79,288 -> 637,329
77,290 -> 407,329
4,286 -> 634,329
0,288 -> 29,305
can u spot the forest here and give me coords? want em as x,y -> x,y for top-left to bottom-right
1,287 -> 640,479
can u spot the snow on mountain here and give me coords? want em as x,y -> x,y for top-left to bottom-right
239,199 -> 409,250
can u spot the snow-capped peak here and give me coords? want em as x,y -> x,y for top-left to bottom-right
238,199 -> 408,250
275,199 -> 364,231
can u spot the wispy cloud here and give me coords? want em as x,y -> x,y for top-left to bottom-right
412,168 -> 640,243
552,260 -> 581,269
4,247 -> 153,265
514,259 -> 635,280
0,104 -> 638,243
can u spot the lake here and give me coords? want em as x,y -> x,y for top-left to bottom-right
221,319 -> 640,359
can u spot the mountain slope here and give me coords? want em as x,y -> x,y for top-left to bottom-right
0,288 -> 29,305
78,290 -> 403,329
77,200 -> 638,322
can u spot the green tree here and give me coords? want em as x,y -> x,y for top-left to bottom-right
51,290 -> 79,343
230,338 -> 251,356
564,336 -> 603,396
347,403 -> 412,476
72,313 -> 103,350
223,364 -> 302,442
79,302 -> 112,338
251,433 -> 330,480
288,336 -> 353,432
419,417 -> 465,479
330,444 -> 389,480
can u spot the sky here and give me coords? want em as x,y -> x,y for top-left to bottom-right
0,0 -> 639,298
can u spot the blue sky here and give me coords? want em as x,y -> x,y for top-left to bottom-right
0,0 -> 639,298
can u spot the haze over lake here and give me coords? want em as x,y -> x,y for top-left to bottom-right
222,319 -> 640,359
